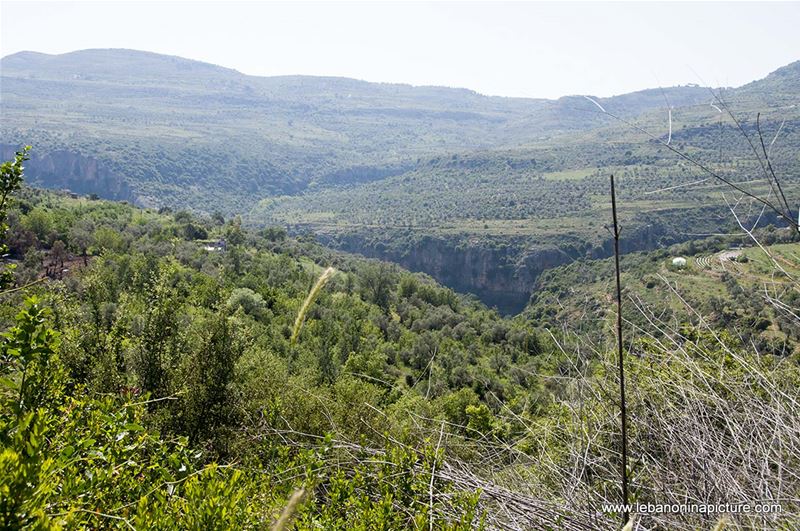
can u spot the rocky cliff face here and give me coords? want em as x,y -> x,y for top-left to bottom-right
1,145 -> 135,202
315,206 -> 735,314
321,232 -> 587,314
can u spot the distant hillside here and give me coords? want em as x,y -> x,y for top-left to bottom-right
2,48 -> 723,210
734,60 -> 800,104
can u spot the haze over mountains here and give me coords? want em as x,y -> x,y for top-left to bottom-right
2,48 -> 798,312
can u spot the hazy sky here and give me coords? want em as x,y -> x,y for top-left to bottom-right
1,1 -> 798,98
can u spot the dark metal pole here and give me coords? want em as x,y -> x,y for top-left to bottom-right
611,174 -> 630,525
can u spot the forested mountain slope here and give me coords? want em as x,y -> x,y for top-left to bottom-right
2,50 -> 798,313
1,150 -> 798,529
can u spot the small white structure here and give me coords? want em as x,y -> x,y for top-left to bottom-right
672,257 -> 687,268
202,239 -> 227,252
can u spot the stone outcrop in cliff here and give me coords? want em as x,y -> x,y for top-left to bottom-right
1,145 -> 135,202
319,231 -> 586,315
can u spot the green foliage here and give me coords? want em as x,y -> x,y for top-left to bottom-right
0,146 -> 29,288
226,287 -> 267,318
177,312 -> 242,454
91,225 -> 126,253
0,290 -> 488,528
0,188 -> 530,527
133,260 -> 183,399
0,297 -> 258,530
1,297 -> 62,416
297,444 -> 481,530
1,159 -> 798,527
527,235 -> 800,354
358,262 -> 396,310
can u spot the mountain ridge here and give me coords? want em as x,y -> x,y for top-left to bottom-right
5,48 -> 796,100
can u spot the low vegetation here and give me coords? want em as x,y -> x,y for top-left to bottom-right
1,147 -> 798,528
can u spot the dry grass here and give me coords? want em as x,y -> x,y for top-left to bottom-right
290,266 -> 336,345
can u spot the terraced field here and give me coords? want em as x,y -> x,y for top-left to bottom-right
693,249 -> 743,270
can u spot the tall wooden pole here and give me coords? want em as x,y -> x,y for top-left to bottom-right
611,174 -> 630,525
